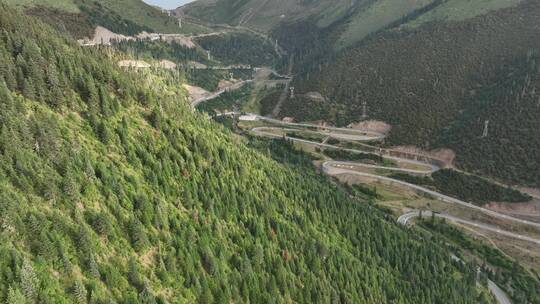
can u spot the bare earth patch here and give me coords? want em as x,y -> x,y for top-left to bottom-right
157,60 -> 177,70
392,145 -> 456,167
348,120 -> 392,135
118,60 -> 151,69
188,61 -> 208,69
183,84 -> 210,103
80,27 -> 199,48
83,26 -> 133,45
486,201 -> 540,223
304,92 -> 326,102
218,79 -> 234,90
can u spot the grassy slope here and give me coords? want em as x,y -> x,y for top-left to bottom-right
0,4 -> 484,303
5,0 -> 209,36
3,0 -> 80,13
338,0 -> 523,47
99,0 -> 188,33
407,0 -> 522,26
337,0 -> 434,48
184,0 -> 523,47
182,0 -> 359,32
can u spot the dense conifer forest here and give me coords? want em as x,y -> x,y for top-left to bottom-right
0,4 -> 495,303
437,52 -> 540,186
195,33 -> 279,67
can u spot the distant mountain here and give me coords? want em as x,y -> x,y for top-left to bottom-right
282,0 -> 540,186
5,0 -> 208,38
178,0 -> 522,48
180,0 -> 540,187
177,0 -> 357,32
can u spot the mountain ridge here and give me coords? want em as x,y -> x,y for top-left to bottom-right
5,0 -> 208,39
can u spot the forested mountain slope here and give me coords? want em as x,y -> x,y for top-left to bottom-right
0,4 -> 489,303
437,52 -> 540,186
284,0 -> 540,186
178,0 -> 356,32
4,0 -> 204,39
179,0 -> 521,47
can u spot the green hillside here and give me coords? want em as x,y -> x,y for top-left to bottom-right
4,0 -> 80,13
0,3 -> 493,303
179,0 -> 540,187
283,0 -> 540,186
4,0 -> 208,38
437,51 -> 540,186
181,0 -> 522,48
406,0 -> 522,26
179,0 -> 359,32
336,0 -> 434,48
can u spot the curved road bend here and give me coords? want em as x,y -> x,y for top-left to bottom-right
400,211 -> 514,304
397,211 -> 540,245
323,162 -> 540,231
207,113 -> 530,304
191,80 -> 253,108
251,116 -> 526,304
212,111 -> 540,231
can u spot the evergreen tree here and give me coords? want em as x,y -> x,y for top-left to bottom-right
20,259 -> 38,302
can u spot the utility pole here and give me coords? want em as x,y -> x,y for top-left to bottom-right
482,120 -> 489,138
232,104 -> 239,132
362,100 -> 368,119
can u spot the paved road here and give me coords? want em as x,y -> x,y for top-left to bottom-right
397,211 -> 540,245
203,107 -> 528,304
249,115 -> 528,304
401,213 -> 514,304
191,80 -> 253,107
255,117 -> 446,167
324,162 -> 540,231
213,112 -> 540,232
488,280 -> 512,304
191,67 -> 293,108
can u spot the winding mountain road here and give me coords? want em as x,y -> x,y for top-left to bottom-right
191,80 -> 253,107
213,112 -> 540,236
202,107 -> 539,304
248,118 -> 540,230
324,162 -> 540,231
403,212 -> 514,304
398,211 -> 540,245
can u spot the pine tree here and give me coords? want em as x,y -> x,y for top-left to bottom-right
6,286 -> 26,304
72,280 -> 87,304
129,219 -> 148,251
0,81 -> 13,105
22,78 -> 35,100
20,258 -> 38,302
87,254 -> 100,279
139,282 -> 157,304
128,257 -> 143,290
62,168 -> 80,202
